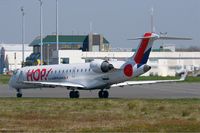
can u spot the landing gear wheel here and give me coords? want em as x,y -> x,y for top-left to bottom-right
103,91 -> 109,98
69,91 -> 74,98
98,91 -> 103,98
98,90 -> 109,98
75,91 -> 80,98
17,93 -> 22,98
16,89 -> 22,98
69,91 -> 80,98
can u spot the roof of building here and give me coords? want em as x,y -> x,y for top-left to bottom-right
30,35 -> 109,46
0,43 -> 32,51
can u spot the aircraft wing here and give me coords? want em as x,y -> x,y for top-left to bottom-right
23,81 -> 85,88
111,72 -> 187,87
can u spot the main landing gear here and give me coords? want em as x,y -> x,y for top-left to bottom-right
98,90 -> 109,98
16,89 -> 22,98
69,90 -> 80,98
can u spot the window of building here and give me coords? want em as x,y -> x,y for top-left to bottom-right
61,58 -> 69,64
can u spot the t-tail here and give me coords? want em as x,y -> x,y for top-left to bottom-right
129,32 -> 192,65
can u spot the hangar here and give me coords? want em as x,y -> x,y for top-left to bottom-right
27,33 -> 110,65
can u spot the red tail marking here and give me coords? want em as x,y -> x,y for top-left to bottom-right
134,32 -> 152,64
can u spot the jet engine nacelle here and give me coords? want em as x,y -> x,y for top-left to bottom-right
133,64 -> 151,77
90,59 -> 114,73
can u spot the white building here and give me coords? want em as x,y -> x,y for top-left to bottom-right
1,42 -> 200,77
0,43 -> 32,72
57,50 -> 200,76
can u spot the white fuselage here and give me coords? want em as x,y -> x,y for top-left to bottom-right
9,60 -> 147,90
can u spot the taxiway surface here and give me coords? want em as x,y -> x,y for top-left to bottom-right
0,82 -> 200,98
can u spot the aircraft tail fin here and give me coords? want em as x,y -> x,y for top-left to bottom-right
129,32 -> 192,64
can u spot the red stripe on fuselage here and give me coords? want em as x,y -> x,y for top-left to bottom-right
134,32 -> 152,64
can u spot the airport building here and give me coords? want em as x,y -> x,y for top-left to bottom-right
1,34 -> 200,76
28,33 -> 110,65
0,44 -> 32,74
57,50 -> 200,76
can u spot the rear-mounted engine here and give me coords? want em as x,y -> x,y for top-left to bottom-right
90,59 -> 114,73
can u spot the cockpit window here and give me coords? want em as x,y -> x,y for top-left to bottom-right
13,69 -> 19,75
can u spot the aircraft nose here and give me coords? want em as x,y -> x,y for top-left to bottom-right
8,75 -> 15,88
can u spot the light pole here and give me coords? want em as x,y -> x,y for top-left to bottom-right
56,0 -> 59,64
38,0 -> 43,65
150,7 -> 154,33
20,7 -> 25,67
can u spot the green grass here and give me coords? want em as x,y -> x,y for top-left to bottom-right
0,98 -> 200,132
0,75 -> 10,84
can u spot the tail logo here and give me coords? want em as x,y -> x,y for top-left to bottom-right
123,64 -> 133,77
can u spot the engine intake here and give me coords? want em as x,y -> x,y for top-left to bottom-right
90,60 -> 114,73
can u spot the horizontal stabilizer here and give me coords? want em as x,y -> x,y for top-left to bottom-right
128,33 -> 192,41
128,37 -> 152,40
159,36 -> 192,40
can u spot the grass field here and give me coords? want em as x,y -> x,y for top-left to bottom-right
0,75 -> 10,84
0,98 -> 200,132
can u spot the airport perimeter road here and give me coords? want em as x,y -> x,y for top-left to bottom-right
0,83 -> 200,99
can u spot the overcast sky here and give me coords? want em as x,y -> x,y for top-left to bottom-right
0,0 -> 199,48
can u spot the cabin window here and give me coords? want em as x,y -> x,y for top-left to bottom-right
77,69 -> 79,72
63,70 -> 64,73
81,69 -> 83,72
69,70 -> 71,73
55,70 -> 57,74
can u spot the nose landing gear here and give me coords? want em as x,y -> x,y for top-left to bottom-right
16,89 -> 22,98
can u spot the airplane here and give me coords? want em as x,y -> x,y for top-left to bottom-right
9,32 -> 190,98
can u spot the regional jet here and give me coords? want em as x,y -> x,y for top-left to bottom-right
9,32 -> 190,98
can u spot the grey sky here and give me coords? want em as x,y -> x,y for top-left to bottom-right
0,0 -> 199,48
